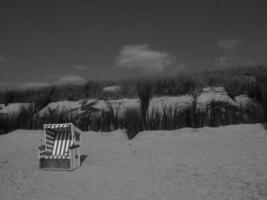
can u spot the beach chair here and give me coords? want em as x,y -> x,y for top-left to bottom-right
38,123 -> 82,171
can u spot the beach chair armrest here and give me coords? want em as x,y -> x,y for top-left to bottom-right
38,145 -> 46,151
69,145 -> 80,149
69,145 -> 80,160
38,145 -> 51,159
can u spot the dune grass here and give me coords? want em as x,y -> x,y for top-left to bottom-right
1,66 -> 267,139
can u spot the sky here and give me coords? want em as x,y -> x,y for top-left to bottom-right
0,0 -> 267,90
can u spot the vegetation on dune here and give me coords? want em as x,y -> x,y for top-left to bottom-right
1,65 -> 267,139
1,65 -> 266,104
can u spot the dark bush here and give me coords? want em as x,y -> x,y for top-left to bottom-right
0,104 -> 37,134
123,108 -> 143,140
224,76 -> 256,99
250,75 -> 267,122
137,81 -> 152,129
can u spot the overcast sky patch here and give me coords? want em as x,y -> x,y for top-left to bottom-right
73,65 -> 89,70
218,39 -> 244,50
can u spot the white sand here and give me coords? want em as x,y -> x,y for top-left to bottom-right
37,96 -> 193,118
148,95 -> 193,114
1,87 -> 254,117
197,87 -> 237,111
102,85 -> 121,93
0,124 -> 266,200
0,103 -> 33,115
37,87 -> 253,118
235,95 -> 253,107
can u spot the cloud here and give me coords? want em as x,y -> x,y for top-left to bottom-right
20,82 -> 50,90
218,39 -> 244,50
73,65 -> 89,70
116,44 -> 175,73
56,74 -> 87,85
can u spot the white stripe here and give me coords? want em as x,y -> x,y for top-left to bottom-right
46,134 -> 55,141
59,132 -> 65,155
46,129 -> 56,136
60,132 -> 66,155
56,133 -> 62,155
52,133 -> 59,155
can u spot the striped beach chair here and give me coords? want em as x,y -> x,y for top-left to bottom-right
38,123 -> 82,170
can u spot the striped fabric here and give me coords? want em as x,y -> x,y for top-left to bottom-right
44,125 -> 73,159
44,123 -> 72,129
44,155 -> 70,159
52,131 -> 72,156
45,129 -> 56,154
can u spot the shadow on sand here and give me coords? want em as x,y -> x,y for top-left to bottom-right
80,155 -> 88,165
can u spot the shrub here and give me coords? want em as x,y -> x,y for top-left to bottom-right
123,108 -> 143,140
251,75 -> 267,122
34,87 -> 55,111
137,81 -> 152,129
224,76 -> 256,99
146,106 -> 193,130
0,104 -> 37,134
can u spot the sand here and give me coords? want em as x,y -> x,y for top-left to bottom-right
0,103 -> 33,115
0,124 -> 266,200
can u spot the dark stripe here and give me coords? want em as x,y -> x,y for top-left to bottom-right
46,132 -> 55,137
46,140 -> 54,146
65,132 -> 71,153
64,132 -> 70,154
60,132 -> 66,155
46,129 -> 56,136
46,134 -> 55,141
46,133 -> 55,139
46,137 -> 54,143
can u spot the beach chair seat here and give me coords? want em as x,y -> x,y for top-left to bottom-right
38,123 -> 82,171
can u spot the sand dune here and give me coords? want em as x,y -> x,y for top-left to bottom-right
0,124 -> 267,200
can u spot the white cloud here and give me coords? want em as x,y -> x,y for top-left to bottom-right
20,82 -> 50,90
56,74 -> 87,85
116,44 -> 175,73
73,65 -> 89,70
218,39 -> 244,50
